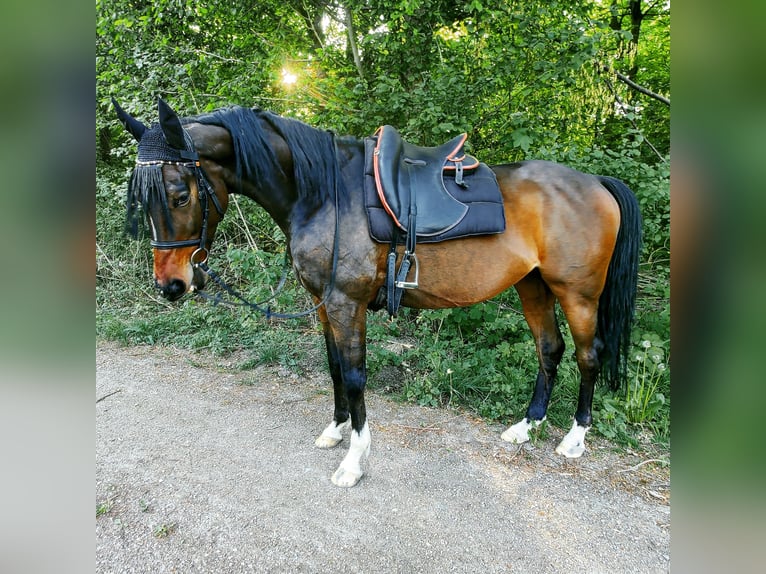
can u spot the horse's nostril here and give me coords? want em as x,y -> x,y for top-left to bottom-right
160,279 -> 186,301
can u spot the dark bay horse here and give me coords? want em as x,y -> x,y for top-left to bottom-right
113,99 -> 641,487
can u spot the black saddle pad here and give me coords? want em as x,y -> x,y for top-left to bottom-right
363,136 -> 506,243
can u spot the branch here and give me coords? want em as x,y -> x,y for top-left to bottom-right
96,389 -> 122,404
616,72 -> 670,107
602,71 -> 667,163
183,48 -> 245,64
643,0 -> 667,18
344,8 -> 365,82
293,0 -> 325,50
617,458 -> 669,473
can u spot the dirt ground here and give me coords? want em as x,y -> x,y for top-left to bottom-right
96,341 -> 669,573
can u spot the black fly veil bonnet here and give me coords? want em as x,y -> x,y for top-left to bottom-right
113,98 -> 223,257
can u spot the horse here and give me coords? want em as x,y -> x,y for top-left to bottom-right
113,98 -> 641,487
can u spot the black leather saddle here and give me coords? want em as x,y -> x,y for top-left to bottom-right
364,126 -> 505,245
372,125 -> 480,236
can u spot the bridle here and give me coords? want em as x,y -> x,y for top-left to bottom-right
138,154 -> 225,268
141,134 -> 341,320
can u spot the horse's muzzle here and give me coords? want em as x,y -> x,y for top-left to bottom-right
158,278 -> 187,301
156,267 -> 208,301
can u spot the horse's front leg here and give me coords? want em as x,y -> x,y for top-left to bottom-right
322,298 -> 370,487
314,306 -> 351,448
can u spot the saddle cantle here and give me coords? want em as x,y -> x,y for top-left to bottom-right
364,125 -> 505,244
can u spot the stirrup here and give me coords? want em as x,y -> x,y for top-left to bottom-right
395,252 -> 419,289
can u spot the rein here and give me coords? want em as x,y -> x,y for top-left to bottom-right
195,176 -> 340,319
146,136 -> 341,321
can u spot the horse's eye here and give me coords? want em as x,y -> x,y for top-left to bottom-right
173,192 -> 191,208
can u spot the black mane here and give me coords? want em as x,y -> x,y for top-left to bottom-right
192,106 -> 341,212
125,162 -> 165,238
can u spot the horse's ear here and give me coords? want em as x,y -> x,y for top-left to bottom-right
157,98 -> 187,150
112,97 -> 146,142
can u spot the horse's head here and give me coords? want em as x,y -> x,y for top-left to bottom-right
113,98 -> 229,300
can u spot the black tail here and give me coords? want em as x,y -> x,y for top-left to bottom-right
596,176 -> 642,390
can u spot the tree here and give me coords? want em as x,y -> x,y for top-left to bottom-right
600,0 -> 670,159
98,0 -> 669,165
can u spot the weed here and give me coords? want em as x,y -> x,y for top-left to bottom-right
593,394 -> 636,447
97,485 -> 118,517
238,375 -> 261,387
624,338 -> 669,424
96,500 -> 113,517
528,418 -> 550,445
153,522 -> 177,538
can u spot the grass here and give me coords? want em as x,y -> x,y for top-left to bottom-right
153,522 -> 177,538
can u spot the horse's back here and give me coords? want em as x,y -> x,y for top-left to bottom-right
492,160 -> 607,206
493,160 -> 620,233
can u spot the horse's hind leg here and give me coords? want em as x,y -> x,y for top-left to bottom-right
502,271 -> 565,444
554,292 -> 603,458
314,306 -> 351,449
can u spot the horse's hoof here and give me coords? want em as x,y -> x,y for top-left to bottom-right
331,467 -> 364,488
315,435 -> 342,448
501,417 -> 543,444
555,421 -> 588,458
501,421 -> 530,443
555,440 -> 585,458
329,422 -> 369,487
315,420 -> 350,449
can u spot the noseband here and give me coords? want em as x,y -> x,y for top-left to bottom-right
138,154 -> 224,267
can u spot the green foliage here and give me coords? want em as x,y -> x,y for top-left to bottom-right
368,304 -> 550,422
99,1 -> 669,161
624,337 -> 670,421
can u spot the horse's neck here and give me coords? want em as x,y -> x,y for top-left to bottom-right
222,122 -> 297,234
228,185 -> 293,241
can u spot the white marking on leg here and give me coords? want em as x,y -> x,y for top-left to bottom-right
501,417 -> 545,444
555,419 -> 589,458
331,421 -> 371,488
314,419 -> 350,449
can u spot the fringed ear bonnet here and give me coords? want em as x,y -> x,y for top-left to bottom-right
112,98 -> 197,237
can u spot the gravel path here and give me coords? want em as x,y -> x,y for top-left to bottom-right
96,341 -> 669,573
